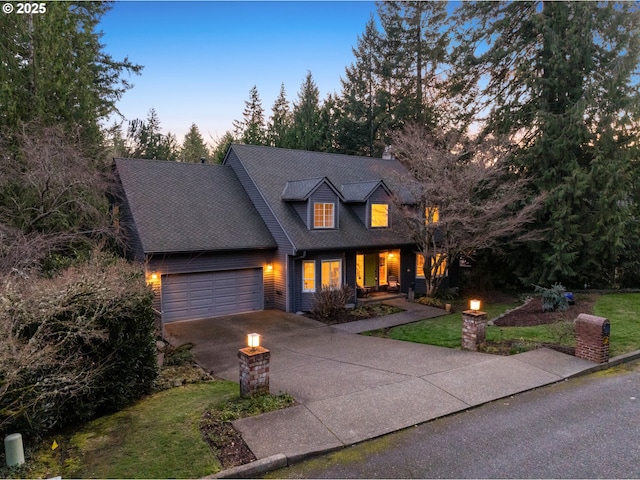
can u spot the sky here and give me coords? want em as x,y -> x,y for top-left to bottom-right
100,1 -> 380,143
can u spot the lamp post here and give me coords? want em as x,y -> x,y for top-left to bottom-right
462,299 -> 487,351
238,333 -> 270,397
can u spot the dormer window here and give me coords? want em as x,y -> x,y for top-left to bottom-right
371,203 -> 389,228
314,202 -> 335,229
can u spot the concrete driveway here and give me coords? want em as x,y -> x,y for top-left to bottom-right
164,307 -> 594,463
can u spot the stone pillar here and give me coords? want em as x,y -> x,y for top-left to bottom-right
238,346 -> 270,397
462,310 -> 488,351
575,314 -> 610,364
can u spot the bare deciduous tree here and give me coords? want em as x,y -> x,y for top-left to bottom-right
392,124 -> 544,296
0,123 -> 112,275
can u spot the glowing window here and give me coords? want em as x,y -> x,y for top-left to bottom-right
416,254 -> 447,277
426,206 -> 439,224
321,260 -> 342,288
302,260 -> 315,292
371,203 -> 389,228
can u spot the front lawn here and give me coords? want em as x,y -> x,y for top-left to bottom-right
30,381 -> 237,479
594,293 -> 640,357
13,374 -> 295,480
366,293 -> 640,357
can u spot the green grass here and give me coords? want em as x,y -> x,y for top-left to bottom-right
593,293 -> 640,357
20,380 -> 297,480
368,293 -> 640,357
31,381 -> 238,479
365,302 -> 517,348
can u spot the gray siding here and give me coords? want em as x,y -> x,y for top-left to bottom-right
292,250 -> 356,312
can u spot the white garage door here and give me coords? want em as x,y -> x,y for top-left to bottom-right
161,269 -> 263,323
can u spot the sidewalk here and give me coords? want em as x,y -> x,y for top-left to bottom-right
176,303 -> 640,479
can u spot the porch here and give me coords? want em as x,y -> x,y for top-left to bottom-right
356,291 -> 406,306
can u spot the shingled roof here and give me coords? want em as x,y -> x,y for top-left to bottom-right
225,144 -> 416,251
114,158 -> 276,254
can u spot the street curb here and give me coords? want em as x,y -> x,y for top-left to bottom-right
566,349 -> 640,379
206,453 -> 287,479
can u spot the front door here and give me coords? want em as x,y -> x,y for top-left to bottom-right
364,253 -> 378,287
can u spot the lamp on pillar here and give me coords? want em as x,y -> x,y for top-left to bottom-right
239,332 -> 270,397
247,333 -> 260,350
462,299 -> 487,351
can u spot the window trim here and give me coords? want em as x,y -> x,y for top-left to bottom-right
370,203 -> 389,228
313,202 -> 335,229
302,260 -> 316,292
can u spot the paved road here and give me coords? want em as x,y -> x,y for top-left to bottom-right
266,360 -> 640,479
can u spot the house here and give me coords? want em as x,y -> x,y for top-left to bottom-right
112,144 -> 453,324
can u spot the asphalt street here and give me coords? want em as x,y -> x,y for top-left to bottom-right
266,359 -> 640,479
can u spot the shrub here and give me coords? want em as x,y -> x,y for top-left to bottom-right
0,254 -> 158,440
417,296 -> 443,308
311,285 -> 354,320
534,283 -> 569,312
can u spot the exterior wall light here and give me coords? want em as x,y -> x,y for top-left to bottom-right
247,333 -> 261,349
151,273 -> 158,282
470,299 -> 481,311
266,263 -> 273,272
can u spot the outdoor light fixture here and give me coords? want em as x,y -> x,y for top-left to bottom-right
470,299 -> 481,311
266,263 -> 273,272
247,333 -> 261,349
150,273 -> 158,281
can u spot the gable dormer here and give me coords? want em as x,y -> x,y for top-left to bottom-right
341,180 -> 393,229
282,177 -> 343,230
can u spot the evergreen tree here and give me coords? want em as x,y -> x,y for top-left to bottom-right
451,1 -> 640,286
0,2 -> 142,146
291,71 -> 323,151
318,93 -> 340,153
180,123 -> 209,162
337,16 -> 384,156
267,83 -> 293,148
104,122 -> 128,159
233,85 -> 266,145
211,131 -> 235,164
376,1 -> 448,129
337,2 -> 449,155
126,108 -> 178,160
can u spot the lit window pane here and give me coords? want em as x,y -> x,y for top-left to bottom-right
321,260 -> 341,288
303,261 -> 315,292
426,207 -> 439,224
371,203 -> 388,227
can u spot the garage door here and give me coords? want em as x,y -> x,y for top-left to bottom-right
161,269 -> 263,323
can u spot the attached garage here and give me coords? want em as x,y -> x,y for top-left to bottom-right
161,268 -> 263,323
